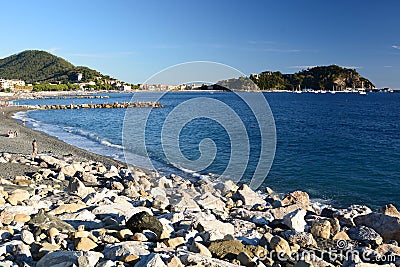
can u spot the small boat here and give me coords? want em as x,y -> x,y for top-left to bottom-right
359,91 -> 367,95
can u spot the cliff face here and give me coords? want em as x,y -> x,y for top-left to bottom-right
251,65 -> 375,90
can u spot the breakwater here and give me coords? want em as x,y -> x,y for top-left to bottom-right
39,101 -> 163,110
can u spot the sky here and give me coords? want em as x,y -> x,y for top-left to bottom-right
0,0 -> 399,88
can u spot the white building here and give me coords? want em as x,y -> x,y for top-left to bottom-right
0,79 -> 25,90
119,85 -> 131,91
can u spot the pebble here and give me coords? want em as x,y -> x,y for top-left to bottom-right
0,153 -> 398,267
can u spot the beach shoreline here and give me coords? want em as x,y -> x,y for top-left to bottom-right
0,106 -> 129,179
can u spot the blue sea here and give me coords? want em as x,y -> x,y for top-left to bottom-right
14,92 -> 400,209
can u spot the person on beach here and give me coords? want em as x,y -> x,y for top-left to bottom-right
32,139 -> 38,157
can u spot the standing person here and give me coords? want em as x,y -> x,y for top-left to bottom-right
32,139 -> 38,157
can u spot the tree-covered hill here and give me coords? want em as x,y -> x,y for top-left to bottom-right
250,65 -> 375,91
0,50 -> 107,83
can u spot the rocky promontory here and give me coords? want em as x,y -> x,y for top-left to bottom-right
0,152 -> 399,267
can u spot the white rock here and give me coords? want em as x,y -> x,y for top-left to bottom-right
134,253 -> 166,267
102,241 -> 150,260
67,177 -> 95,199
36,250 -> 103,267
20,230 -> 35,245
232,184 -> 266,207
196,220 -> 235,236
195,192 -> 226,212
169,193 -> 201,212
283,208 -> 307,232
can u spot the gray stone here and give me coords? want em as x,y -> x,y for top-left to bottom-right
92,203 -> 152,222
214,180 -> 239,196
281,230 -> 318,248
180,251 -> 243,267
36,250 -> 103,267
232,184 -> 266,207
334,205 -> 372,226
195,192 -> 226,212
134,253 -> 166,267
126,211 -> 163,239
169,193 -> 201,212
354,212 -> 400,243
58,209 -> 97,221
29,210 -> 75,232
190,241 -> 212,257
102,241 -> 150,260
196,219 -> 235,236
348,225 -> 383,245
269,204 -> 304,220
67,177 -> 95,199
20,230 -> 35,245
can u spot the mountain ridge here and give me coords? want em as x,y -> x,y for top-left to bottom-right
0,50 -> 108,84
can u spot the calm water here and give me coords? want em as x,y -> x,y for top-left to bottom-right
15,92 -> 400,209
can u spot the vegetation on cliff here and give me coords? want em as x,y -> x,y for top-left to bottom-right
0,50 -> 108,84
250,65 -> 375,91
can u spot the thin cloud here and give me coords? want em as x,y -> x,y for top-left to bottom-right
152,44 -> 183,49
290,65 -> 318,69
392,45 -> 400,49
384,65 -> 393,68
290,65 -> 362,69
342,66 -> 362,69
47,47 -> 61,53
263,48 -> 301,53
68,52 -> 135,58
247,40 -> 276,45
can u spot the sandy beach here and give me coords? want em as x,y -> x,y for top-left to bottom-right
0,106 -> 124,179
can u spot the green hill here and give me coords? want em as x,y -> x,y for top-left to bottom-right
250,65 -> 375,91
0,50 -> 106,83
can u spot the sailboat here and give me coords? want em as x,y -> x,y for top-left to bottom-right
359,81 -> 367,95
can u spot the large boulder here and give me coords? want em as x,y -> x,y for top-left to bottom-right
126,211 -> 163,239
196,220 -> 235,236
169,193 -> 201,212
283,208 -> 307,232
134,253 -> 166,267
334,205 -> 371,226
195,192 -> 226,212
354,212 -> 400,243
67,177 -> 95,199
282,191 -> 310,206
102,241 -> 150,260
36,250 -> 103,267
269,236 -> 291,256
347,226 -> 383,245
378,204 -> 400,219
310,219 -> 331,239
29,210 -> 75,232
232,184 -> 266,207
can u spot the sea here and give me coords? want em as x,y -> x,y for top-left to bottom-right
13,91 -> 400,209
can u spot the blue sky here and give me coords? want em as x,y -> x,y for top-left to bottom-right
1,0 -> 399,88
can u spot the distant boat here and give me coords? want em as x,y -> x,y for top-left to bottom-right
330,91 -> 336,94
359,91 -> 367,95
320,90 -> 327,94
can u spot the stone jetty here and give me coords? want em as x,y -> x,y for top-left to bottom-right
39,101 -> 163,110
0,152 -> 399,266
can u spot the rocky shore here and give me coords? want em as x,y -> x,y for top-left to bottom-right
0,107 -> 400,266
